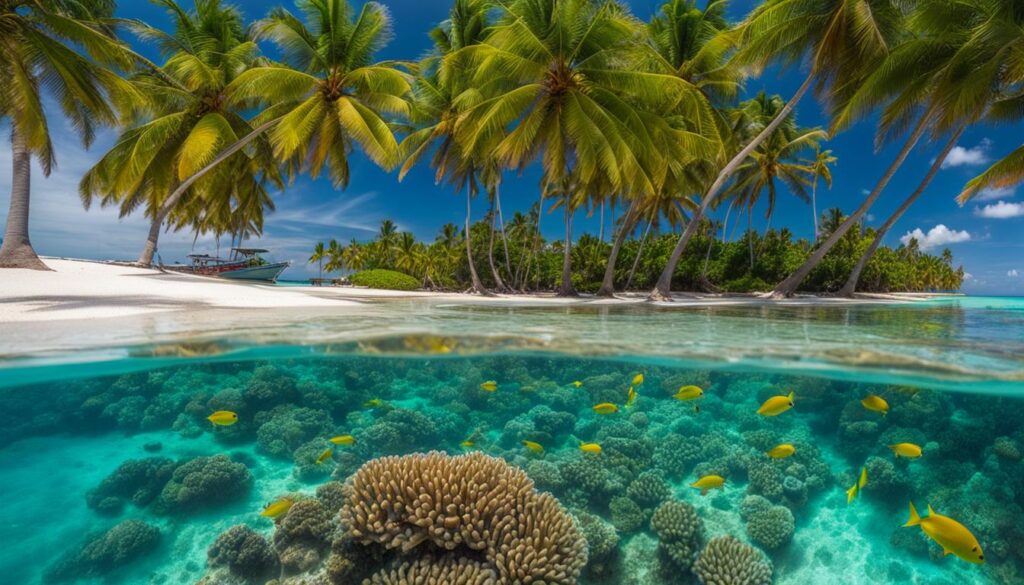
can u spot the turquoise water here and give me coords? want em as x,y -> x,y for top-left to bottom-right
1,297 -> 1022,585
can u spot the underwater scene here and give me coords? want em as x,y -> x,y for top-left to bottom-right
1,299 -> 1023,585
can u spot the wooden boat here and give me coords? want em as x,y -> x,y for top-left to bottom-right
183,248 -> 289,282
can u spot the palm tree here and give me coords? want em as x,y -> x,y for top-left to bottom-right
806,148 -> 837,239
309,241 -> 326,279
324,239 -> 343,273
80,0 -> 280,267
400,0 -> 491,294
156,0 -> 410,225
0,0 -> 142,269
650,0 -> 906,300
376,219 -> 399,265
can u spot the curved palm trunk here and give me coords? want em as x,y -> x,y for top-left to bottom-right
596,198 -> 638,297
486,201 -> 507,292
137,185 -> 186,267
747,206 -> 754,270
810,176 -> 820,240
648,71 -> 816,301
464,186 -> 487,295
558,204 -> 576,297
838,126 -> 964,297
0,128 -> 49,270
771,111 -> 932,298
495,186 -> 513,280
598,200 -> 605,242
624,217 -> 653,291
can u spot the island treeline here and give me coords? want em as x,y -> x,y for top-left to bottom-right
1,0 -> 1015,297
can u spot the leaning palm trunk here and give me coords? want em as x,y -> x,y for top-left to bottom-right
137,185 -> 186,267
495,185 -> 513,280
464,186 -> 487,295
0,128 -> 49,270
838,125 -> 964,297
486,203 -> 507,292
648,71 -> 816,301
624,217 -> 653,291
596,198 -> 638,297
810,175 -> 820,240
558,204 -> 576,296
771,111 -> 932,298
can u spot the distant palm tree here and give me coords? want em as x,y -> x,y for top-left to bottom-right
376,220 -> 399,265
806,148 -> 837,239
0,0 -> 140,269
309,241 -> 326,279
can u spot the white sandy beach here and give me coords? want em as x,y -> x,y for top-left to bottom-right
0,257 -> 942,325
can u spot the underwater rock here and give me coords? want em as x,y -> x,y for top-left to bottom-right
255,405 -> 334,459
153,454 -> 252,514
341,451 -> 587,585
45,520 -> 160,582
86,457 -> 178,514
744,504 -> 794,550
208,525 -> 278,580
650,500 -> 704,571
693,535 -> 772,585
610,496 -> 646,533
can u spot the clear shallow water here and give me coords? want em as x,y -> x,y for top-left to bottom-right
1,297 -> 1023,585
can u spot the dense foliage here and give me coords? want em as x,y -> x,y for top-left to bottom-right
349,269 -> 421,291
315,207 -> 963,294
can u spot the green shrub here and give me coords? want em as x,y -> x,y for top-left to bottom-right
350,269 -> 420,291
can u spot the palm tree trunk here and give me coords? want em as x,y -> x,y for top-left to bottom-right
558,203 -> 576,296
810,176 -> 820,240
748,206 -> 754,270
486,200 -> 507,291
464,186 -> 487,295
771,110 -> 933,297
625,217 -> 653,290
137,185 -> 186,267
649,70 -> 817,301
837,125 -> 964,297
495,185 -> 513,279
596,198 -> 638,297
0,128 -> 49,270
599,200 -> 605,242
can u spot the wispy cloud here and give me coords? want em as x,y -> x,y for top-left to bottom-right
1009,269 -> 1019,278
273,190 -> 382,232
976,201 -> 1024,219
900,224 -> 971,251
974,186 -> 1015,201
941,139 -> 991,169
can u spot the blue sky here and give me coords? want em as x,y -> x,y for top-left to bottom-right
1,0 -> 1022,293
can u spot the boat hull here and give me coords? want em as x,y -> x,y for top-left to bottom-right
220,262 -> 289,282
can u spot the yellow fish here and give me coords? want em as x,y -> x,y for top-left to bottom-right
460,439 -> 476,449
691,475 -> 725,496
480,381 -> 498,392
904,502 -> 984,564
889,443 -> 923,459
259,498 -> 293,519
522,440 -> 544,454
315,448 -> 334,464
766,444 -> 796,459
579,442 -> 602,454
362,399 -> 383,409
846,466 -> 868,504
674,385 -> 704,401
861,395 -> 889,416
572,381 -> 584,388
625,387 -> 638,409
757,392 -> 794,416
592,403 -> 619,415
632,373 -> 645,386
207,411 -> 238,426
329,435 -> 356,445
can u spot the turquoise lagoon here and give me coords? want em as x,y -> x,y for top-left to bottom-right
1,296 -> 1022,585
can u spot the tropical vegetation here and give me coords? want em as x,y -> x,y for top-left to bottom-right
8,0 -> 1017,299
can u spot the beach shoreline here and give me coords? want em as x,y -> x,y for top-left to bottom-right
0,257 -> 955,325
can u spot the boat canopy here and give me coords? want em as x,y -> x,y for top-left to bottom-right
232,248 -> 268,255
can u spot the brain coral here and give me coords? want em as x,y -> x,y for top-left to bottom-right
341,451 -> 587,585
651,500 -> 704,570
745,505 -> 794,550
693,536 -> 772,585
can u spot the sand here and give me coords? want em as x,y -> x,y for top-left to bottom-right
0,257 -> 940,325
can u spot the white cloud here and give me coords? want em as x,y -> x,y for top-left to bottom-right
900,224 -> 971,251
1010,269 -> 1020,278
976,201 -> 1024,219
975,186 -> 1016,201
963,272 -> 973,281
942,139 -> 991,169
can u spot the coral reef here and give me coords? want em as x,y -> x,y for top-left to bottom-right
154,454 -> 252,514
86,457 -> 177,514
692,535 -> 772,585
207,525 -> 278,579
45,520 -> 160,582
650,500 -> 704,571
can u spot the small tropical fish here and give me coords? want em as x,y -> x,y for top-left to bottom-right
889,443 -> 923,459
362,399 -> 383,409
592,402 -> 619,415
904,502 -> 984,564
259,498 -> 293,519
632,373 -> 645,386
330,435 -> 356,445
460,439 -> 476,449
207,411 -> 238,426
846,465 -> 868,504
766,444 -> 796,459
861,394 -> 889,416
625,387 -> 638,409
315,448 -> 334,464
674,385 -> 704,401
691,475 -> 725,496
579,442 -> 602,454
572,381 -> 584,388
522,440 -> 544,454
480,381 -> 498,392
757,392 -> 794,416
